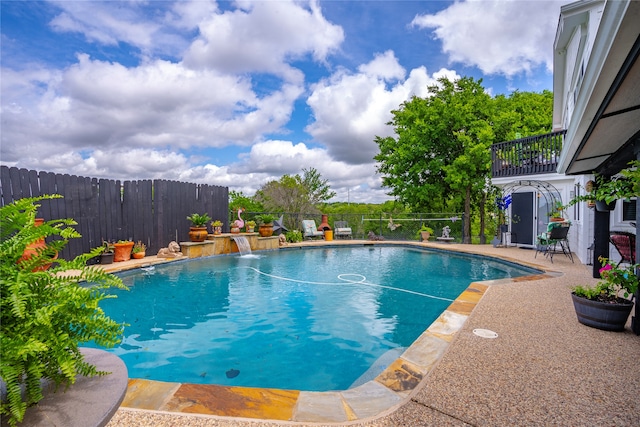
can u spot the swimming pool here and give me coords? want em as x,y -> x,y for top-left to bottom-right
92,245 -> 539,391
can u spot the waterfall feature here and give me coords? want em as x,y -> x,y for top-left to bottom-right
232,236 -> 252,255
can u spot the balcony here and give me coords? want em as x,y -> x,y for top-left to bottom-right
491,130 -> 566,178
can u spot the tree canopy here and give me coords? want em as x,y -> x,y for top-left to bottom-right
374,76 -> 552,242
254,167 -> 335,215
229,190 -> 264,213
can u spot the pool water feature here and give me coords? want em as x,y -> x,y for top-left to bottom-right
93,246 -> 538,392
231,235 -> 252,255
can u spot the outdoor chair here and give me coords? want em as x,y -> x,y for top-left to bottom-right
334,221 -> 352,239
609,231 -> 636,265
301,220 -> 324,240
535,222 -> 573,263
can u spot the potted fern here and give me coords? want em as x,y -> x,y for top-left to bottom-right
0,195 -> 127,426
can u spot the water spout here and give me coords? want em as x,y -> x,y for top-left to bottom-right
232,236 -> 252,255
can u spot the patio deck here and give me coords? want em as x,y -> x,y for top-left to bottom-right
105,242 -> 640,427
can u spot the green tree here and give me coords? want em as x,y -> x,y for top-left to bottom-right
255,168 -> 335,214
301,167 -> 336,205
255,168 -> 335,231
375,78 -> 553,243
493,90 -> 553,141
229,190 -> 264,213
375,76 -> 494,242
256,174 -> 311,214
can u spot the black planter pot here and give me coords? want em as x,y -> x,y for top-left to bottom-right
100,252 -> 114,264
571,293 -> 633,331
595,200 -> 616,212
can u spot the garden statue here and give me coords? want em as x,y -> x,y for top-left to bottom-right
367,231 -> 385,241
234,208 -> 245,229
157,241 -> 183,258
436,226 -> 454,243
387,216 -> 402,231
273,215 -> 288,235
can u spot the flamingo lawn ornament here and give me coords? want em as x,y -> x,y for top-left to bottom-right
234,208 -> 245,229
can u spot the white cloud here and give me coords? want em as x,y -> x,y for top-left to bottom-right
305,52 -> 459,164
188,140 -> 390,203
48,0 -> 192,58
168,0 -> 219,31
1,0 -> 561,206
358,50 -> 405,81
0,54 -> 304,163
230,140 -> 390,203
411,0 -> 565,76
183,0 -> 344,81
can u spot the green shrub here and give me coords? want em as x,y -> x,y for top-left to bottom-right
572,284 -> 604,300
186,213 -> 211,227
256,214 -> 276,224
286,230 -> 303,243
0,195 -> 127,426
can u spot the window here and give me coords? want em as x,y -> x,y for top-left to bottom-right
572,186 -> 580,221
622,199 -> 637,222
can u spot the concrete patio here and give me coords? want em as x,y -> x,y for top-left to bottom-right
106,242 -> 640,426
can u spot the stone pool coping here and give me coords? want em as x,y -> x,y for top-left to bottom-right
100,241 -> 560,423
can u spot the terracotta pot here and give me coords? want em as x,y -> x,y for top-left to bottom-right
113,242 -> 134,262
189,227 -> 208,242
230,226 -> 240,234
132,252 -> 145,259
550,217 -> 565,222
20,218 -> 58,271
258,224 -> 274,237
213,226 -> 222,235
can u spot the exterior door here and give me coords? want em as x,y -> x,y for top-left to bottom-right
511,192 -> 534,245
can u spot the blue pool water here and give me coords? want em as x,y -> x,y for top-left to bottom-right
91,246 -> 538,391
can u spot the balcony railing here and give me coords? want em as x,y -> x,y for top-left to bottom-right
491,130 -> 566,178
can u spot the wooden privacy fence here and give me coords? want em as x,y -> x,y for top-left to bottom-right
1,166 -> 228,260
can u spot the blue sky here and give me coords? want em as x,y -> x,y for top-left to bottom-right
1,0 -> 568,203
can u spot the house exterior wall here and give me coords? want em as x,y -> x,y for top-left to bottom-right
493,173 -> 592,264
548,0 -> 635,265
492,0 -> 636,267
553,0 -> 605,132
494,170 -> 634,266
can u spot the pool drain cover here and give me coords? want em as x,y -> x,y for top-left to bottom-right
473,329 -> 498,339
